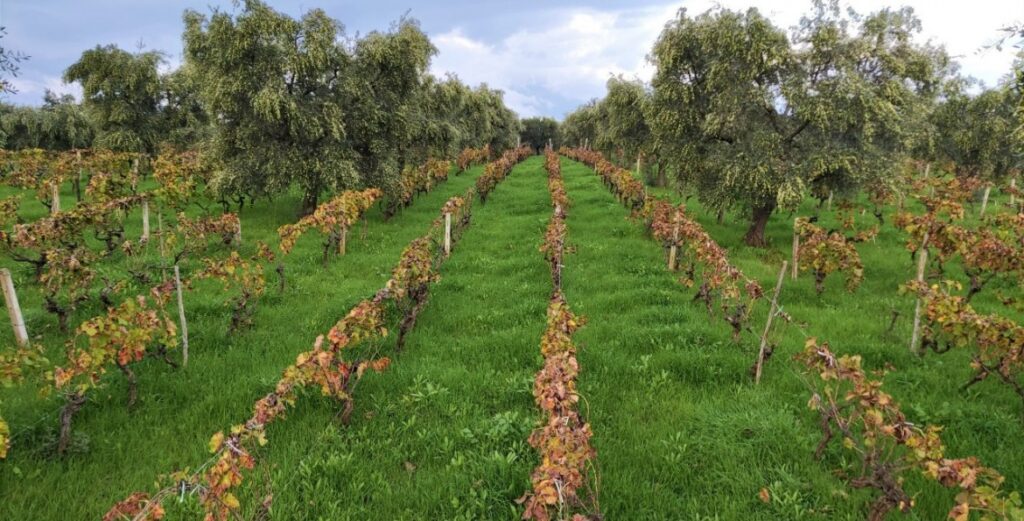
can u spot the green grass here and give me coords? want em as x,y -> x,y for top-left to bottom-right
0,164 -> 491,519
0,155 -> 1022,520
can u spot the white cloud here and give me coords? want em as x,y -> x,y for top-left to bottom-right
430,4 -> 678,117
704,0 -> 1024,87
8,73 -> 81,102
430,0 -> 1024,118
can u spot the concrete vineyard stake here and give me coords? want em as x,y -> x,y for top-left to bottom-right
0,269 -> 29,346
174,265 -> 190,367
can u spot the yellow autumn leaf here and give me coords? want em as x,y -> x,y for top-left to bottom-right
208,432 -> 224,453
222,492 -> 241,510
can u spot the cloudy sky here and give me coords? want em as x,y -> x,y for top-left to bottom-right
2,0 -> 1022,119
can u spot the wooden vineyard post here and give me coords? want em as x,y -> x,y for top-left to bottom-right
235,218 -> 242,245
584,138 -> 589,150
157,212 -> 166,261
547,138 -> 552,150
636,152 -> 643,178
980,185 -> 991,216
923,163 -> 930,179
339,226 -> 347,256
755,261 -> 788,384
75,149 -> 83,202
909,232 -> 930,354
174,265 -> 189,367
157,211 -> 167,282
667,215 -> 680,271
826,191 -> 833,211
1010,177 -> 1017,207
444,212 -> 452,256
0,269 -> 29,347
516,135 -> 521,148
141,200 -> 150,242
791,218 -> 800,280
50,184 -> 60,215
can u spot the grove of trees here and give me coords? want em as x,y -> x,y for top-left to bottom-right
0,0 -> 522,215
519,116 -> 559,153
562,2 -> 1021,246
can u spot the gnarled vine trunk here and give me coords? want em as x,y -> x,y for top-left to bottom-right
58,392 -> 87,456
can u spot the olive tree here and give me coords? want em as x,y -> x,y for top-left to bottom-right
342,18 -> 436,196
183,0 -> 355,214
598,77 -> 666,184
933,84 -> 1019,181
519,117 -> 559,153
64,45 -> 163,153
466,84 -> 520,153
408,74 -> 472,161
407,75 -> 522,160
650,2 -> 946,246
184,2 -> 446,213
560,100 -> 601,150
158,64 -> 211,149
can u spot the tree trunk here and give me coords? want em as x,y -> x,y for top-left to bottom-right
299,189 -> 319,217
743,203 -> 775,247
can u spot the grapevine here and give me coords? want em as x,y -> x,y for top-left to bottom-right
191,251 -> 267,333
456,144 -> 490,173
520,292 -> 598,521
52,289 -> 178,454
896,178 -> 1024,300
561,146 -> 645,211
277,188 -> 381,263
799,337 -> 1024,520
905,280 -> 1024,409
795,217 -> 865,294
521,146 -> 600,521
384,158 -> 452,218
475,146 -> 531,203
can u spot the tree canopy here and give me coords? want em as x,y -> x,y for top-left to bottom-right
647,2 -> 948,245
560,100 -> 601,151
519,117 -> 559,153
0,91 -> 93,150
932,79 -> 1020,181
183,0 -> 356,213
179,1 -> 520,214
64,45 -> 164,153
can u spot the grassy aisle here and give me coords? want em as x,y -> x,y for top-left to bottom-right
559,157 -> 863,520
260,155 -> 552,519
0,166 -> 485,520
